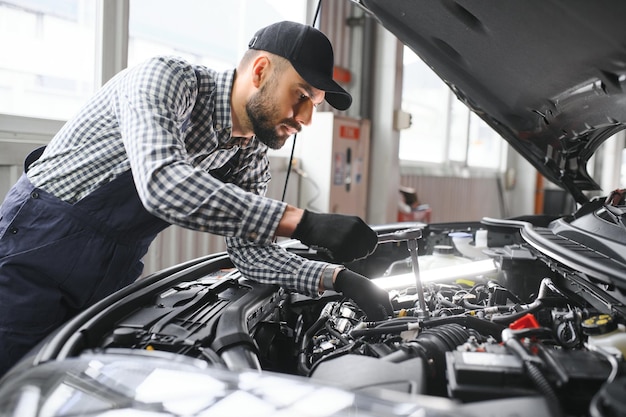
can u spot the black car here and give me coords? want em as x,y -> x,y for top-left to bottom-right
1,1 -> 626,416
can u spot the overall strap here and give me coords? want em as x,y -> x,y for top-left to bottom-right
24,146 -> 46,173
209,148 -> 242,183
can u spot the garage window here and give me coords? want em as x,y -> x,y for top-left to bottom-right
399,46 -> 505,171
0,0 -> 97,120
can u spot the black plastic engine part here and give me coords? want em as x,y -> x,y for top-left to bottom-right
589,377 -> 626,417
446,344 -> 613,411
446,349 -> 535,402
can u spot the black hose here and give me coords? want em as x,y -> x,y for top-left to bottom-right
504,336 -> 563,417
490,300 -> 542,324
374,316 -> 419,326
462,299 -> 489,310
436,293 -> 457,308
381,323 -> 474,365
325,321 -> 351,346
381,323 -> 478,396
433,307 -> 465,316
421,315 -> 506,340
198,346 -> 227,368
525,362 -> 563,417
349,323 -> 410,338
351,313 -> 509,340
588,390 -> 604,417
297,315 -> 329,375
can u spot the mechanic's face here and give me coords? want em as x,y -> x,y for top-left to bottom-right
246,63 -> 324,149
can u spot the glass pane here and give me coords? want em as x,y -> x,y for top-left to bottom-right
128,0 -> 308,69
0,0 -> 97,120
467,114 -> 504,169
399,46 -> 449,163
447,97 -> 469,162
400,46 -> 504,170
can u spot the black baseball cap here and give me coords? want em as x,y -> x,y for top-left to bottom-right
248,21 -> 352,111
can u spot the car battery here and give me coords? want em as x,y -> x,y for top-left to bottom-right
446,343 -> 613,409
446,349 -> 537,402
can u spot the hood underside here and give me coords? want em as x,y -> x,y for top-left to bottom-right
359,0 -> 626,203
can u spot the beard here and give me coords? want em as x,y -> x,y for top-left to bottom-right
246,76 -> 301,149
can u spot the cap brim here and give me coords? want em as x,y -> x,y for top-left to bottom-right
324,88 -> 352,111
292,63 -> 352,111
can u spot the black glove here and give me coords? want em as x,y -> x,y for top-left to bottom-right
291,210 -> 378,262
333,269 -> 393,321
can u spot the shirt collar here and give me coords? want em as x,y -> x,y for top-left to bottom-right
215,69 -> 260,150
214,69 -> 235,134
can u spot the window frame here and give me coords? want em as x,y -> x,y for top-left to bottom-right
398,45 -> 507,178
0,0 -> 127,155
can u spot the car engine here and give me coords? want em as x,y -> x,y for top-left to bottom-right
38,198 -> 626,417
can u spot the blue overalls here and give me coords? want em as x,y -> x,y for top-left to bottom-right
0,147 -> 171,375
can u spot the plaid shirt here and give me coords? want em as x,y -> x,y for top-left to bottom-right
27,56 -> 327,297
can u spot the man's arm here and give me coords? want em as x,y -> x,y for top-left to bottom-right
275,205 -> 304,237
226,236 -> 328,297
227,237 -> 392,321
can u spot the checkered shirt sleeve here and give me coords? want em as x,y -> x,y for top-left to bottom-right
27,56 -> 284,244
27,55 -> 328,296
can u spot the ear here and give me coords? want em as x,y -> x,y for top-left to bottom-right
251,55 -> 271,88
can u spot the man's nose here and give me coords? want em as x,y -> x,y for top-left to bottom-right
294,99 -> 314,126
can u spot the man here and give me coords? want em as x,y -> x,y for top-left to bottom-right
0,21 -> 392,376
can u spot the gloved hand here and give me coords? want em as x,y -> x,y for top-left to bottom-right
333,269 -> 393,321
291,210 -> 378,262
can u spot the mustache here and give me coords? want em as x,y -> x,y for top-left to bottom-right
280,118 -> 302,133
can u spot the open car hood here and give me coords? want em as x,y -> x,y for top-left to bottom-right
358,0 -> 626,203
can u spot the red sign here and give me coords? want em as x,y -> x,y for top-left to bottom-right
339,125 -> 360,140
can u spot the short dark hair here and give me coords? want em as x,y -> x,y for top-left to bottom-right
239,49 -> 290,75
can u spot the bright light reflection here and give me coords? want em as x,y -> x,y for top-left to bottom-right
98,410 -> 169,417
135,369 -> 227,414
85,359 -> 105,379
40,383 -> 80,417
196,390 -> 275,417
372,259 -> 498,291
243,374 -> 316,407
288,387 -> 355,416
12,385 -> 41,417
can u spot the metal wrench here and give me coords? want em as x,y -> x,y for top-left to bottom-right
377,228 -> 428,317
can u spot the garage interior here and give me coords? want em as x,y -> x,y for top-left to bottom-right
1,0 -> 624,275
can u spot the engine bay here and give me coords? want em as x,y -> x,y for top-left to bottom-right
39,198 -> 626,417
